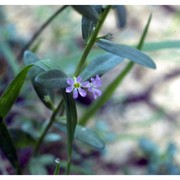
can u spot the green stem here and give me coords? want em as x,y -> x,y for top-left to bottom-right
17,5 -> 68,61
33,99 -> 64,155
74,5 -> 112,76
79,61 -> 134,125
79,13 -> 152,125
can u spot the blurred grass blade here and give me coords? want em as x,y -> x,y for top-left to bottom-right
54,158 -> 61,175
35,69 -> 68,90
96,39 -> 156,69
0,122 -> 21,174
62,92 -> 77,174
9,128 -> 36,148
79,13 -> 153,125
80,53 -> 124,81
0,65 -> 32,119
73,5 -> 99,22
142,40 -> 180,51
55,121 -> 105,149
0,35 -> 20,75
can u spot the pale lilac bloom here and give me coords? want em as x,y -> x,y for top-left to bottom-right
88,74 -> 102,99
66,76 -> 90,99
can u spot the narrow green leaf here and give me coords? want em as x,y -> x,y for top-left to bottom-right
35,69 -> 68,90
96,39 -> 156,69
79,14 -> 153,125
73,5 -> 99,22
81,5 -> 102,44
55,121 -> 105,149
9,128 -> 36,148
80,53 -> 124,81
0,122 -> 21,174
142,40 -> 180,51
0,65 -> 32,119
62,92 -> 77,174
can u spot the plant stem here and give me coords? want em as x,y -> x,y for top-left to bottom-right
74,5 -> 112,77
33,99 -> 64,156
79,61 -> 134,125
79,13 -> 153,125
17,5 -> 68,61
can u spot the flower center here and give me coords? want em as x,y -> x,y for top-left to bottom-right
74,82 -> 80,88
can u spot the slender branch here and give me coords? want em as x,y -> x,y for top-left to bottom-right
33,99 -> 64,156
17,5 -> 68,61
74,5 -> 112,76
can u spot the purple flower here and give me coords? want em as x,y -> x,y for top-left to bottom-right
66,76 -> 90,99
88,75 -> 102,99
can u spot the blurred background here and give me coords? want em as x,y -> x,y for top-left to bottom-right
0,5 -> 180,175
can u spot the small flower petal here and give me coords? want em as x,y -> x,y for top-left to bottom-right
76,76 -> 82,83
78,88 -> 87,97
67,78 -> 74,85
81,81 -> 91,88
66,86 -> 73,93
73,88 -> 78,99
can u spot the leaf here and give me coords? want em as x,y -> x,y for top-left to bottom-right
0,122 -> 21,174
9,128 -> 36,148
79,14 -> 154,125
35,69 -> 68,90
55,121 -> 105,150
81,5 -> 103,44
0,65 -> 32,119
72,5 -> 99,22
96,39 -> 156,69
80,53 -> 124,81
23,51 -> 55,109
34,59 -> 64,72
114,5 -> 126,28
61,92 -> 77,174
142,40 -> 180,51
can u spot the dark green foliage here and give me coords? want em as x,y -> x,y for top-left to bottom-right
72,5 -> 99,22
0,65 -> 32,119
0,122 -> 21,174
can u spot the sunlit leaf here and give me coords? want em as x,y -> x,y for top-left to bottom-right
96,39 -> 156,69
35,69 -> 68,90
0,65 -> 32,119
0,122 -> 21,174
80,53 -> 124,81
55,121 -> 105,149
72,5 -> 99,22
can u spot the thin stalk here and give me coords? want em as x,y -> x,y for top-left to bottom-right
79,13 -> 153,125
33,99 -> 64,155
74,5 -> 112,76
17,5 -> 68,61
79,62 -> 134,125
